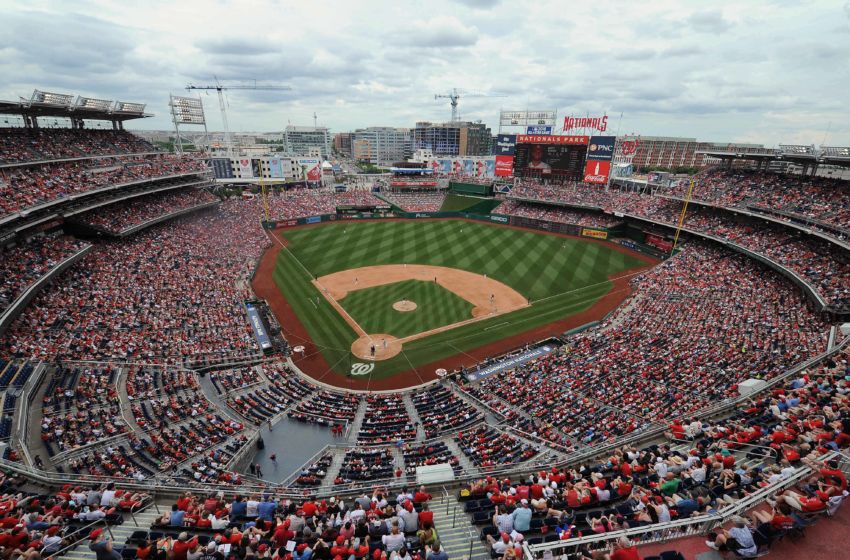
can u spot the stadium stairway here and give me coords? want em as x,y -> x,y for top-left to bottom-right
401,394 -> 427,441
433,494 -> 490,560
62,506 -> 163,560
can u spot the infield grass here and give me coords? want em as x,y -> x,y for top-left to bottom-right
338,280 -> 474,338
272,219 -> 647,379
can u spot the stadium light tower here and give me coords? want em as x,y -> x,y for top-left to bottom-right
185,79 -> 292,156
434,88 -> 507,122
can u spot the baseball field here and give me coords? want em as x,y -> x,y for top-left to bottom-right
253,219 -> 656,389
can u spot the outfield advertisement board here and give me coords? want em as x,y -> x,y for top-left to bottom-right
581,228 -> 608,240
495,155 -> 514,177
495,134 -> 517,155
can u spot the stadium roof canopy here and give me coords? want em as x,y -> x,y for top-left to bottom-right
0,90 -> 152,123
699,145 -> 850,169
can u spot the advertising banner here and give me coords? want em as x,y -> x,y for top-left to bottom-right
495,155 -> 514,177
581,228 -> 608,240
297,158 -> 322,181
465,344 -> 555,382
526,125 -> 553,135
462,159 -> 474,176
237,158 -> 254,178
484,159 -> 495,178
583,160 -> 611,184
267,158 -> 284,178
495,134 -> 517,155
586,136 -> 616,161
211,158 -> 233,179
251,159 -> 262,178
438,159 -> 452,175
245,304 -> 272,350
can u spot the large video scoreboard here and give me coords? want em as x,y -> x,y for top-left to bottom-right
513,134 -> 589,181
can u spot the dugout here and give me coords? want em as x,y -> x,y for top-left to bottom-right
448,181 -> 493,197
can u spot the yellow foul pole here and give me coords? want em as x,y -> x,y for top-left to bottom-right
671,178 -> 696,255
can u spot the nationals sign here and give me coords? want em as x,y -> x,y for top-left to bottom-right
516,134 -> 588,145
620,138 -> 640,156
583,160 -> 611,184
564,115 -> 609,133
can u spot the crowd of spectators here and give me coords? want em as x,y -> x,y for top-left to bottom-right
357,394 -> 415,445
75,188 -> 219,234
461,242 -> 828,453
411,386 -> 483,439
0,127 -> 155,164
288,391 -> 360,428
460,343 -> 849,557
380,191 -> 446,212
0,154 -> 209,217
667,169 -> 850,235
146,488 -> 447,560
0,235 -> 90,313
494,200 -> 620,228
0,200 -> 269,366
457,426 -> 539,468
263,190 -> 383,221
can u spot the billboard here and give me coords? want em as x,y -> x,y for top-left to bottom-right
495,155 -> 514,177
267,158 -> 284,178
297,158 -> 322,181
251,159 -> 262,178
586,136 -> 616,161
583,160 -> 611,184
211,158 -> 233,179
494,134 -> 517,156
484,159 -> 495,178
438,159 -> 452,175
514,141 -> 588,178
581,228 -> 608,240
462,159 -> 474,176
500,110 -> 557,127
526,125 -> 553,135
237,158 -> 254,178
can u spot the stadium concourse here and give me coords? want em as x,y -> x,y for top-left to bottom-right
0,126 -> 848,560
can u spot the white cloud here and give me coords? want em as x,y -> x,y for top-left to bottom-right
0,0 -> 846,146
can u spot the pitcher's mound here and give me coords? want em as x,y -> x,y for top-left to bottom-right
392,300 -> 417,312
351,334 -> 402,361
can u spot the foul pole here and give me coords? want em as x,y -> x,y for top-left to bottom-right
671,178 -> 696,255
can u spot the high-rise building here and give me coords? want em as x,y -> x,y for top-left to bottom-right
413,121 -> 492,156
333,132 -> 353,156
283,125 -> 331,159
352,127 -> 412,165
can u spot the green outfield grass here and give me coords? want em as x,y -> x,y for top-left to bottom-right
338,279 -> 474,338
272,219 -> 647,379
439,194 -> 502,214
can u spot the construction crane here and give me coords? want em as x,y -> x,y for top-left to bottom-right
185,79 -> 292,156
434,88 -> 506,122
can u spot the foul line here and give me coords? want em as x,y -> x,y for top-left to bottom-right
484,321 -> 509,331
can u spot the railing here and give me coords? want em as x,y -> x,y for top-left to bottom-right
13,360 -> 45,466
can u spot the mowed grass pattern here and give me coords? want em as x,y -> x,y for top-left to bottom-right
273,220 -> 648,379
338,280 -> 474,338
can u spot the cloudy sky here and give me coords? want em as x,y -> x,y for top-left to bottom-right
1,0 -> 848,146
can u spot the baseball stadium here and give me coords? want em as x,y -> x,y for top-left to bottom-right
0,3 -> 849,560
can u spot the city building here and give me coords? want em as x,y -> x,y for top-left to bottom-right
352,127 -> 412,166
333,132 -> 353,156
283,125 -> 332,159
412,121 -> 493,156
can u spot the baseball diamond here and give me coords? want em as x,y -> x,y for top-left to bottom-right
252,218 -> 656,389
